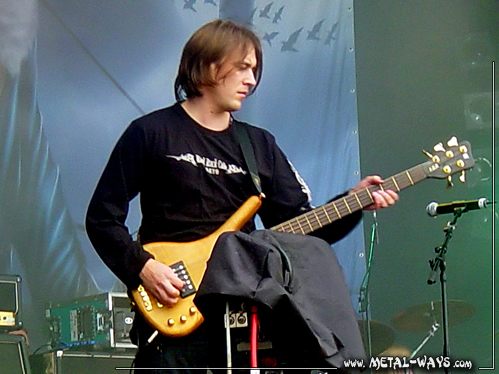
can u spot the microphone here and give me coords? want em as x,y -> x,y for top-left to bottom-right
426,198 -> 490,217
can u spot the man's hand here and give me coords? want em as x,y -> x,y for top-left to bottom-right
139,258 -> 185,307
350,175 -> 399,210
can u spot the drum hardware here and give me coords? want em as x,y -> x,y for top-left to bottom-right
391,299 -> 475,371
357,319 -> 395,356
390,300 -> 475,333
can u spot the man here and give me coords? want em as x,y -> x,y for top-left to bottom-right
86,19 -> 398,373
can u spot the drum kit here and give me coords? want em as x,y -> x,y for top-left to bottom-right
358,299 -> 476,356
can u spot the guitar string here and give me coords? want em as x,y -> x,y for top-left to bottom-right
273,164 -> 428,234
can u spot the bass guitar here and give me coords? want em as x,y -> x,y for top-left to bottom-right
131,137 -> 475,338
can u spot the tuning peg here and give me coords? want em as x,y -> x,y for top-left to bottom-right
447,136 -> 458,147
459,171 -> 466,183
446,176 -> 454,188
422,150 -> 434,159
434,143 -> 446,152
423,149 -> 442,163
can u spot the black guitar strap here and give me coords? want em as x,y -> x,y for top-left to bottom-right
234,121 -> 262,196
234,121 -> 293,290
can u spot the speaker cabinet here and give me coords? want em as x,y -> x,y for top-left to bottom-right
30,350 -> 135,374
0,274 -> 22,331
0,333 -> 31,374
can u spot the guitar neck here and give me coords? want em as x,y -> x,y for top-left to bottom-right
271,160 -> 434,235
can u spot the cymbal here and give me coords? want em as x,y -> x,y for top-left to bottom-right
357,320 -> 395,356
391,300 -> 476,332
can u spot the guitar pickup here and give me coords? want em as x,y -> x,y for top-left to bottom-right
170,261 -> 196,298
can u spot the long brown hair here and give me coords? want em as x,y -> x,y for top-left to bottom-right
174,19 -> 263,101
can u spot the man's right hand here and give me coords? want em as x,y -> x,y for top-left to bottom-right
139,258 -> 185,307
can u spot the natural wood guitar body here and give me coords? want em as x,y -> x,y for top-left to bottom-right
130,195 -> 262,338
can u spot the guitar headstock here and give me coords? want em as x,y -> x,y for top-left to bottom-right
422,136 -> 475,186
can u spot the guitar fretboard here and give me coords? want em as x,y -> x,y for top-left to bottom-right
271,161 -> 433,235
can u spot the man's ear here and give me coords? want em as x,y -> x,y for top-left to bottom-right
209,63 -> 219,81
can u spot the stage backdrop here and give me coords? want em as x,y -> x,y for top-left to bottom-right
0,0 -> 366,350
355,0 -> 497,371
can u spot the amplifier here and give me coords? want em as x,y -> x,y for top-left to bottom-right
0,333 -> 32,374
0,274 -> 22,331
46,292 -> 136,350
30,350 -> 134,374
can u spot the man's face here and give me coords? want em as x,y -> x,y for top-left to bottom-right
201,47 -> 258,113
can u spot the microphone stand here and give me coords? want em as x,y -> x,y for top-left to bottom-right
427,207 -> 466,374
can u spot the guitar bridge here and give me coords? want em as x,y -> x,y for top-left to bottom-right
170,261 -> 196,298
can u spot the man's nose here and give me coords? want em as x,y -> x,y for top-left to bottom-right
245,69 -> 256,86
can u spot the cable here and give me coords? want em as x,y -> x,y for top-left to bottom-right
358,211 -> 378,358
250,305 -> 258,369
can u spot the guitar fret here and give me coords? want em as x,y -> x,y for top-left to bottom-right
391,176 -> 400,191
312,210 -> 323,228
343,197 -> 352,214
296,219 -> 305,234
365,188 -> 374,203
287,221 -> 295,234
332,202 -> 342,218
354,193 -> 363,209
404,174 -> 413,187
304,214 -> 313,232
322,206 -> 332,223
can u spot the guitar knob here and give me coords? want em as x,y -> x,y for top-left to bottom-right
180,316 -> 187,323
168,319 -> 175,326
189,307 -> 197,315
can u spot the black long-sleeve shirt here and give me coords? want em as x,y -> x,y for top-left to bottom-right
86,103 -> 361,288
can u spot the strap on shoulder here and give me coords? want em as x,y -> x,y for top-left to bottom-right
234,122 -> 262,196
